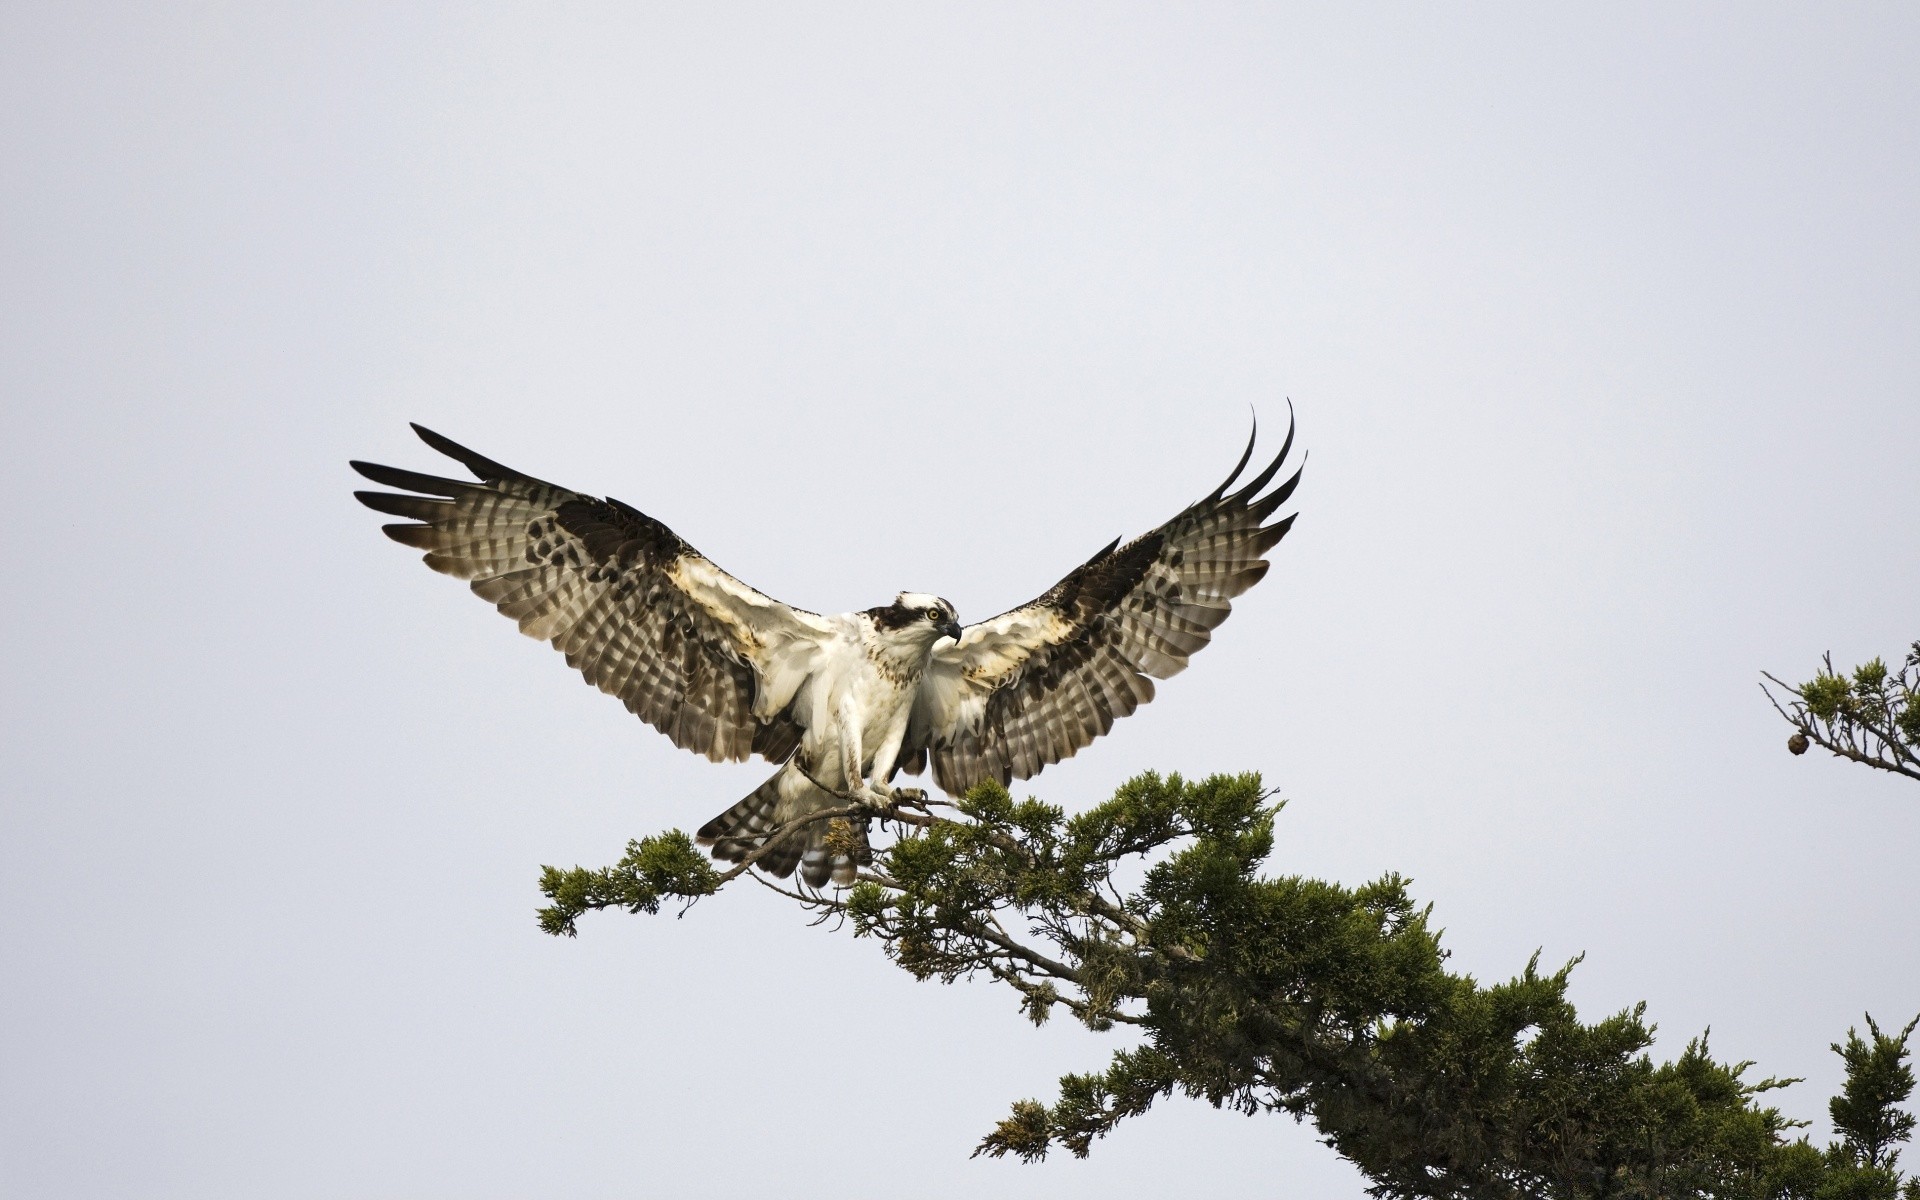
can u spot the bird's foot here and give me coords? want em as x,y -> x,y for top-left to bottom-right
889,787 -> 930,812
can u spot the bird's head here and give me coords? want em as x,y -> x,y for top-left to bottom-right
892,591 -> 963,643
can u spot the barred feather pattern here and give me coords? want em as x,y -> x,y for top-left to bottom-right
696,768 -> 870,887
351,425 -> 816,764
904,416 -> 1303,795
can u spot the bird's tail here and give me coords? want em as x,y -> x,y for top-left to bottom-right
696,766 -> 870,888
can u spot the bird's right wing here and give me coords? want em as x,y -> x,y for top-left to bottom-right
902,416 -> 1302,794
351,425 -> 833,763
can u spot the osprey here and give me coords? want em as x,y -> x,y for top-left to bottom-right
351,419 -> 1301,886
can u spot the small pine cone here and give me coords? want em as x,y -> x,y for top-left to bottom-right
1787,731 -> 1810,756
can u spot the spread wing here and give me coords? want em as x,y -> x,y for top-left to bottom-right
900,415 -> 1302,795
351,425 -> 833,763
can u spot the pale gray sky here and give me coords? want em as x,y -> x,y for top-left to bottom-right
3,5 -> 1917,1197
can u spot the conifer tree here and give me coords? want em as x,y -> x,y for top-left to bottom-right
538,761 -> 1918,1198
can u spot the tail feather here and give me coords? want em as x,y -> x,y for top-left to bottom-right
696,767 -> 870,887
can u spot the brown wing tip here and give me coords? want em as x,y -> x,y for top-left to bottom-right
1224,411 -> 1298,507
410,423 -> 520,482
354,490 -> 449,518
350,459 -> 473,496
1204,417 -> 1261,503
379,523 -> 435,548
1204,401 -> 1300,506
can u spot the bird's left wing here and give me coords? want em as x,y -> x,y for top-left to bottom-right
351,425 -> 833,763
901,417 -> 1302,795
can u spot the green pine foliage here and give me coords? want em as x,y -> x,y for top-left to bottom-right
1765,643 -> 1920,783
537,770 -> 1918,1197
1814,1016 -> 1920,1200
536,830 -> 719,935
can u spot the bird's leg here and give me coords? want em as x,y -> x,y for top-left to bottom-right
837,698 -> 891,810
845,745 -> 891,808
851,779 -> 893,809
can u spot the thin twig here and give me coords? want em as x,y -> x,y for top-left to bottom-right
1761,672 -> 1920,782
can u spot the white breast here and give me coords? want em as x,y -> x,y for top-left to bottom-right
793,615 -> 926,773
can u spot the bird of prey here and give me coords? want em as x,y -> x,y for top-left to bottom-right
351,418 -> 1301,887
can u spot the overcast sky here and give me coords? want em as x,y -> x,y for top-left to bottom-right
4,5 -> 1917,1197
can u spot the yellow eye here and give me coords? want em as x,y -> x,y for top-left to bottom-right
923,608 -> 939,621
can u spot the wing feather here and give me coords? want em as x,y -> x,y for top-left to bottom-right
352,425 -> 830,763
905,413 -> 1302,795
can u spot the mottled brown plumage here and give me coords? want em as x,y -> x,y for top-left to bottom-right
352,415 -> 1302,888
352,425 -> 812,766
900,417 -> 1300,795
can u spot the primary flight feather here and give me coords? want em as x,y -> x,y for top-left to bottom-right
351,417 -> 1302,887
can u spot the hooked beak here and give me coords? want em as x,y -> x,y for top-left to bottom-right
940,619 -> 964,643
